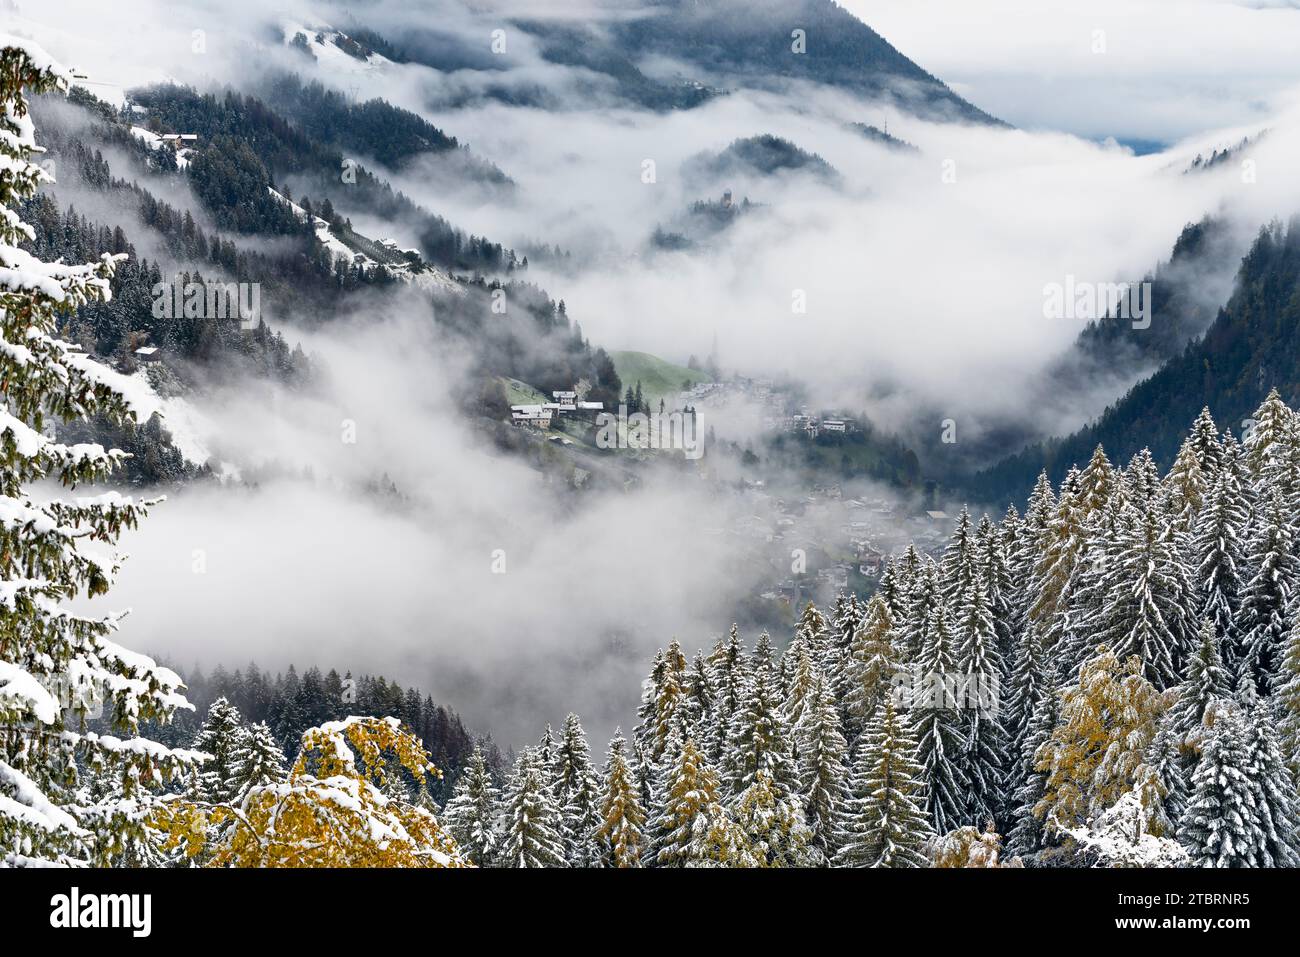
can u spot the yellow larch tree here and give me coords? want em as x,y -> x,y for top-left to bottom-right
931,823 -> 1023,868
1033,646 -> 1172,847
154,716 -> 466,867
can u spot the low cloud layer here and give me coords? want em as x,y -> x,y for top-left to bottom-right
93,299 -> 757,744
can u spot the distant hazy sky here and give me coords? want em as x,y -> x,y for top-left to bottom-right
853,0 -> 1300,143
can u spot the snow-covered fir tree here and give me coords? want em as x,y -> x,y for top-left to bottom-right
794,602 -> 830,661
1003,622 -> 1048,774
633,651 -> 666,762
1145,719 -> 1189,828
1232,679 -> 1300,867
0,38 -> 198,867
441,745 -> 500,867
1076,445 -> 1120,519
190,697 -> 245,804
827,591 -> 863,704
1026,466 -> 1085,651
724,632 -> 799,801
637,641 -> 688,766
1006,673 -> 1060,861
953,574 -> 1009,829
1163,437 -> 1207,533
227,720 -> 286,802
1124,448 -> 1164,511
1178,701 -> 1268,867
1231,485 -> 1296,692
1187,407 -> 1226,481
1168,618 -> 1232,745
553,712 -> 603,866
631,737 -> 655,814
793,665 -> 848,856
940,506 -> 977,605
911,604 -> 971,834
782,639 -> 820,732
704,625 -> 748,765
1190,451 -> 1249,641
681,652 -> 715,742
1017,474 -> 1058,576
500,747 -> 567,868
1243,387 -> 1293,482
878,546 -> 917,626
1155,618 -> 1232,820
834,698 -> 932,868
901,557 -> 942,662
1080,503 -> 1196,688
976,512 -> 1019,668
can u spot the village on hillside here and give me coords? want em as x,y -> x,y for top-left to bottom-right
502,361 -> 949,626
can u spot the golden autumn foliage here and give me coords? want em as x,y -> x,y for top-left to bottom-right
594,733 -> 647,868
930,823 -> 1023,868
153,716 -> 467,867
653,736 -> 754,867
1033,647 -> 1172,844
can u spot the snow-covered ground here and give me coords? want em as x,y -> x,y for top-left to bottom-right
123,369 -> 212,467
148,384 -> 240,481
267,186 -> 365,268
267,187 -> 460,292
128,126 -> 193,168
280,21 -> 393,75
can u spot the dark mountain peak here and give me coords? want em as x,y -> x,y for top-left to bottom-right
621,0 -> 1003,124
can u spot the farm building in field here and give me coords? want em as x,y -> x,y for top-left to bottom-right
511,404 -> 553,428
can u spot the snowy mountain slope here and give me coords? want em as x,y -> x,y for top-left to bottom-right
61,351 -> 224,474
129,125 -> 194,168
265,187 -> 460,292
280,21 -> 394,74
125,370 -> 222,472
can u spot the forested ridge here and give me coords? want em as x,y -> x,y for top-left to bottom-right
28,80 -> 624,461
128,83 -> 519,273
976,218 -> 1300,505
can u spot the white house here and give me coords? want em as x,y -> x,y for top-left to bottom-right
510,404 -> 553,428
